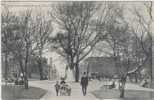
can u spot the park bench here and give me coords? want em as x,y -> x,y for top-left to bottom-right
104,81 -> 115,89
15,79 -> 24,85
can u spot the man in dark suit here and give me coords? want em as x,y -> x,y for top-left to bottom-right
80,72 -> 88,96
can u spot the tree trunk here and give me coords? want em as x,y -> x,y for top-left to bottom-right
135,73 -> 138,83
24,76 -> 28,89
24,44 -> 29,89
119,77 -> 126,98
4,51 -> 8,85
75,63 -> 79,82
38,61 -> 43,80
38,49 -> 44,80
24,64 -> 28,89
119,84 -> 125,98
149,50 -> 152,86
4,35 -> 9,85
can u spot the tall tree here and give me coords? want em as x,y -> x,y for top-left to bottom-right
32,12 -> 52,80
9,10 -> 35,89
97,3 -> 149,98
2,9 -> 34,89
51,2 -> 107,82
131,1 -> 153,84
1,8 -> 18,84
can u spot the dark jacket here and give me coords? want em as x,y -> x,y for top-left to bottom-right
81,76 -> 88,86
55,83 -> 60,91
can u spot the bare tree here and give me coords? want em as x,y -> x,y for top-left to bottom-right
2,6 -> 53,87
12,10 -> 34,89
96,3 -> 149,98
2,9 -> 34,89
50,2 -> 107,82
32,12 -> 52,80
130,1 -> 153,84
1,7 -> 18,84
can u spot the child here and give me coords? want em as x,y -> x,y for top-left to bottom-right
55,81 -> 60,96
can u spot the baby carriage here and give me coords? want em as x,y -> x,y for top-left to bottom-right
59,84 -> 71,96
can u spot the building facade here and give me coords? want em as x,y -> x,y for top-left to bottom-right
82,56 -> 151,80
81,57 -> 117,78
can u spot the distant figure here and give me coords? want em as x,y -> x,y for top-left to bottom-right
55,81 -> 60,96
80,72 -> 88,96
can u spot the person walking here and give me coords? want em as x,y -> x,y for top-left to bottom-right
80,72 -> 88,96
55,81 -> 60,96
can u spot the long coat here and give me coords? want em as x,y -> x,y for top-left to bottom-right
81,76 -> 88,86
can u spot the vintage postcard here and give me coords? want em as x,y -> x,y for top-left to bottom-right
1,0 -> 154,100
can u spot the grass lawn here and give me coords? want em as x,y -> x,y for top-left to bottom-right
92,86 -> 154,100
2,85 -> 47,100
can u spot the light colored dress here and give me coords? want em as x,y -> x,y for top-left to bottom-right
65,68 -> 74,82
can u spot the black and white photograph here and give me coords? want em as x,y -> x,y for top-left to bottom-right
1,0 -> 154,100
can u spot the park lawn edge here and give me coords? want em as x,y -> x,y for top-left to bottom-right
91,87 -> 154,100
2,85 -> 47,100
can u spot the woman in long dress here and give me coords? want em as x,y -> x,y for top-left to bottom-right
65,66 -> 74,82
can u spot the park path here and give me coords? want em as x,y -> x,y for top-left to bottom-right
29,80 -> 154,100
29,80 -> 102,100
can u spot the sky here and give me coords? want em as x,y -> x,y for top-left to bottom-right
1,1 -> 154,77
